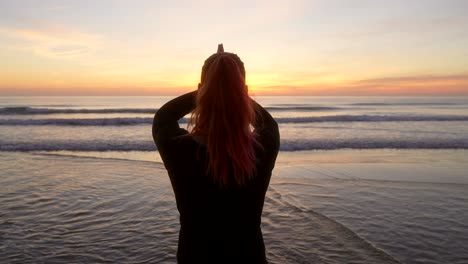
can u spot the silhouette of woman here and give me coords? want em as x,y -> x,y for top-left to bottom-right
153,44 -> 280,263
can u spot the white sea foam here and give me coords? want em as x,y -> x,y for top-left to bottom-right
2,137 -> 467,151
1,115 -> 468,126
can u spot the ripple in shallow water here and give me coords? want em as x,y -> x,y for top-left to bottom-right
0,153 -> 398,263
272,165 -> 468,264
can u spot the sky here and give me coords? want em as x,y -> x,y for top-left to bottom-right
1,0 -> 467,96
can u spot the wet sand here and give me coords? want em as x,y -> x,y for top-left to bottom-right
1,151 -> 467,263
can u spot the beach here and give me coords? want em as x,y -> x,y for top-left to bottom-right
1,150 -> 467,263
1,96 -> 468,263
2,0 -> 468,262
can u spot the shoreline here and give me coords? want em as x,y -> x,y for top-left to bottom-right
4,149 -> 467,185
1,151 -> 467,263
20,148 -> 468,163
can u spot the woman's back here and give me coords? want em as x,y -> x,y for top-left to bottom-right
153,46 -> 279,263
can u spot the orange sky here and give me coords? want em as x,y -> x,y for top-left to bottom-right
1,1 -> 467,96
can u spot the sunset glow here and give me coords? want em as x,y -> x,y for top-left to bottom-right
1,1 -> 467,96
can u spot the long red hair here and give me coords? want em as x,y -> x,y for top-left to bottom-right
189,52 -> 258,186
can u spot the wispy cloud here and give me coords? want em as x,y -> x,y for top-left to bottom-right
0,26 -> 102,60
356,74 -> 468,84
340,74 -> 468,96
255,74 -> 468,95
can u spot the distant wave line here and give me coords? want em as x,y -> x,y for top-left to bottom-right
349,102 -> 465,106
2,115 -> 468,126
0,106 -> 341,115
0,107 -> 157,115
0,117 -> 153,126
266,106 -> 342,111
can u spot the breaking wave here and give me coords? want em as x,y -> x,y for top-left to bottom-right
1,138 -> 467,151
1,115 -> 468,126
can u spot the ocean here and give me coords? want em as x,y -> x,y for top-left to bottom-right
1,96 -> 468,152
1,95 -> 468,263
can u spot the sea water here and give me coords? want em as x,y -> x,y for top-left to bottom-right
1,96 -> 468,263
1,96 -> 468,152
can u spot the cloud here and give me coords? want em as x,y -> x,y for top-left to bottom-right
254,74 -> 468,95
0,26 -> 101,60
339,74 -> 468,95
356,74 -> 468,84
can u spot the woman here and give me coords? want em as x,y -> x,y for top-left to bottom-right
153,45 -> 280,263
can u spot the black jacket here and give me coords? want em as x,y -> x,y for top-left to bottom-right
153,91 -> 280,263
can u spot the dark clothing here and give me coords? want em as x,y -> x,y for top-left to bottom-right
153,91 -> 280,264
